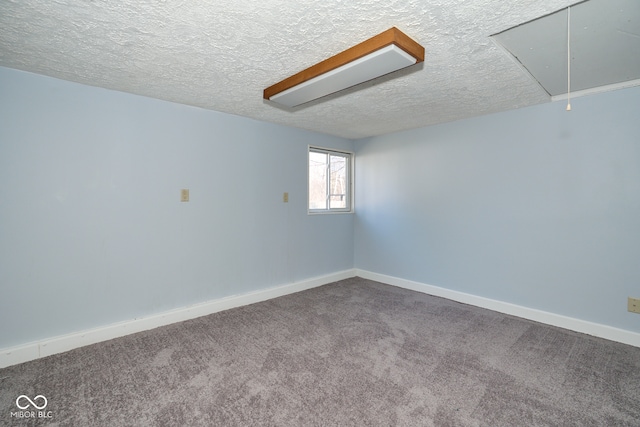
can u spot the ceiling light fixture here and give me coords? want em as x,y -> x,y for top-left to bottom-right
263,27 -> 425,108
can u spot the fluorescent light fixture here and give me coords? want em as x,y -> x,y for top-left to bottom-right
264,27 -> 424,108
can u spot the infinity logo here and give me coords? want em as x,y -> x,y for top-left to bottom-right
15,395 -> 48,410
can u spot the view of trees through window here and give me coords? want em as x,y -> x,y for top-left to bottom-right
309,148 -> 351,212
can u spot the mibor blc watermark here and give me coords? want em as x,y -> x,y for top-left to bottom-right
11,395 -> 53,419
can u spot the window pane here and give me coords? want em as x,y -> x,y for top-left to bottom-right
329,154 -> 347,209
309,151 -> 327,210
308,147 -> 352,213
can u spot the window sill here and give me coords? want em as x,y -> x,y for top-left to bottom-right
308,210 -> 354,215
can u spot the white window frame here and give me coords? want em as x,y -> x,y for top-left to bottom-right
308,146 -> 354,214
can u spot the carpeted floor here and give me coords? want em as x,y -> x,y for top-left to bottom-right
1,277 -> 639,426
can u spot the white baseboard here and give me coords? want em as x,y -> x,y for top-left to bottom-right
0,269 -> 356,368
355,269 -> 640,348
4,268 -> 637,368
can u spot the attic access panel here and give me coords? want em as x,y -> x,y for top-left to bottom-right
492,0 -> 640,97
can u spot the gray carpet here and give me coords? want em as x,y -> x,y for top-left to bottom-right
1,277 -> 639,426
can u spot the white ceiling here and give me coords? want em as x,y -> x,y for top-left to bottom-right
0,0 -> 637,139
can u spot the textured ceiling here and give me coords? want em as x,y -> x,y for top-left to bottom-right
1,0 -> 628,139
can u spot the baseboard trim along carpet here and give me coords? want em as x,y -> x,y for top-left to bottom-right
0,269 -> 356,369
355,269 -> 640,348
3,268 -> 638,368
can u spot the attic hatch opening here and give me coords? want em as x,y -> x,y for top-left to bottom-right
491,0 -> 640,101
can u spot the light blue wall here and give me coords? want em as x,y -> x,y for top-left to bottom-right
355,87 -> 640,332
0,67 -> 354,348
3,65 -> 638,349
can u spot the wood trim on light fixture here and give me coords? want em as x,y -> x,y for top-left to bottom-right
263,27 -> 425,101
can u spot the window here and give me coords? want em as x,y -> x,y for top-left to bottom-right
308,147 -> 353,213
